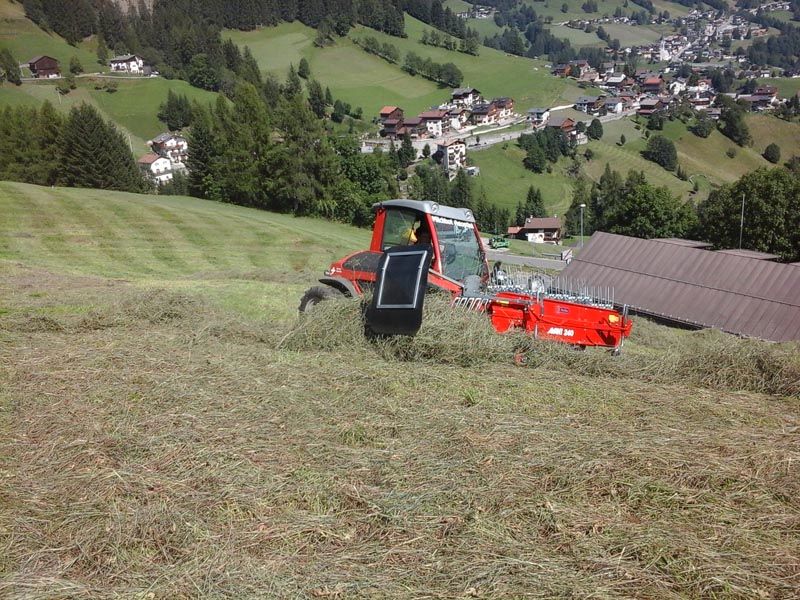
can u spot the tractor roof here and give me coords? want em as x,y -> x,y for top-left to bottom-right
372,199 -> 476,224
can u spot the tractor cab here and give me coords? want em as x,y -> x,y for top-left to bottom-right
369,200 -> 489,293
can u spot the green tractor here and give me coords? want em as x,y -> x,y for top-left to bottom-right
489,236 -> 510,249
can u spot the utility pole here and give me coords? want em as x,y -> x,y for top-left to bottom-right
739,192 -> 745,249
579,203 -> 586,249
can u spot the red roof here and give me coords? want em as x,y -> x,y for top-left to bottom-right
522,217 -> 561,230
379,106 -> 400,116
644,77 -> 662,85
137,153 -> 162,165
419,110 -> 448,120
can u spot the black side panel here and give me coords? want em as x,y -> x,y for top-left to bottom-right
365,245 -> 432,337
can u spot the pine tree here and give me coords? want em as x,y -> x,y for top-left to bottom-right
97,35 -> 108,65
187,104 -> 222,200
69,56 -> 83,75
587,118 -> 603,140
307,79 -> 326,119
399,132 -> 415,167
284,64 -> 302,98
0,48 -> 22,85
450,168 -> 473,209
298,57 -> 310,79
524,186 -> 546,218
58,104 -> 144,192
324,86 -> 333,105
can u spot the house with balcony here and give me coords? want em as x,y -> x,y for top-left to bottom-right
469,102 -> 498,125
509,217 -> 563,244
138,153 -> 173,184
575,95 -> 606,115
451,87 -> 482,107
148,133 -> 189,170
436,138 -> 467,180
27,55 -> 60,78
491,97 -> 515,120
527,108 -> 550,127
109,54 -> 145,73
419,109 -> 450,137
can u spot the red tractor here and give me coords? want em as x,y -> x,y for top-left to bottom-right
300,199 -> 632,350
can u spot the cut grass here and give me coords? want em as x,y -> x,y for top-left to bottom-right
1,182 -> 799,597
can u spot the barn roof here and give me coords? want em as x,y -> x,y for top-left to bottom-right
561,232 -> 800,342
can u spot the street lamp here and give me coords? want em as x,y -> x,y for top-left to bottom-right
579,203 -> 586,249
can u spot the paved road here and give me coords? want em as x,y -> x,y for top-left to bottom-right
486,249 -> 567,271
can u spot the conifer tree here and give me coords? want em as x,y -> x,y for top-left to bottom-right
307,79 -> 326,119
58,104 -> 144,192
187,104 -> 222,200
284,64 -> 302,98
524,186 -> 546,218
298,57 -> 310,79
0,48 -> 22,85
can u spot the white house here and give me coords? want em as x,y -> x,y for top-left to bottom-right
148,133 -> 188,170
451,87 -> 482,107
527,108 -> 550,126
109,54 -> 145,73
419,110 -> 449,138
437,139 -> 467,180
138,153 -> 172,184
604,97 -> 624,114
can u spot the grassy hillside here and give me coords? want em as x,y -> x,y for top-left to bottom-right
469,144 -> 575,218
227,16 -> 584,118
0,0 -> 102,73
1,181 -> 799,597
0,78 -> 218,155
0,182 -> 368,319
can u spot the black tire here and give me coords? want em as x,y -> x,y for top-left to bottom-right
298,285 -> 344,313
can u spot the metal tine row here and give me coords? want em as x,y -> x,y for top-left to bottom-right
452,297 -> 491,311
549,275 -> 615,308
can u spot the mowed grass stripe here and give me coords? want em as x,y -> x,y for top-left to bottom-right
0,182 -> 370,282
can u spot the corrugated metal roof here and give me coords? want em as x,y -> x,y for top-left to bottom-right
716,249 -> 780,261
561,232 -> 800,342
654,238 -> 713,248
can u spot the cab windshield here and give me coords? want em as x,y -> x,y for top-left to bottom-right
432,215 -> 483,283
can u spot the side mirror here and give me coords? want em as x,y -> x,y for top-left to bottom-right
365,245 -> 433,337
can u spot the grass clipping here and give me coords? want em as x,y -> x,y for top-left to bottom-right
281,295 -> 800,396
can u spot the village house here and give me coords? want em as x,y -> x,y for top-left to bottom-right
552,63 -> 571,77
379,106 -> 403,123
137,153 -> 173,184
419,109 -> 450,137
381,118 -> 402,138
27,55 -> 60,78
491,97 -> 514,120
451,87 -> 482,107
398,116 -> 426,138
109,54 -> 145,74
526,107 -> 550,126
469,102 -> 498,125
148,133 -> 188,169
642,75 -> 665,94
436,138 -> 467,180
637,97 -> 666,116
546,116 -> 576,134
447,107 -> 470,130
574,95 -> 606,115
603,72 -> 628,89
508,217 -> 563,244
569,60 -> 591,78
604,97 -> 624,114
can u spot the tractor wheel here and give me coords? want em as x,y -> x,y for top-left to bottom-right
298,285 -> 344,313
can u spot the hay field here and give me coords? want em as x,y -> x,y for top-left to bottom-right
1,182 -> 799,598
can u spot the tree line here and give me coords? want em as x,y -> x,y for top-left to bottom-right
0,102 -> 146,192
563,163 -> 800,262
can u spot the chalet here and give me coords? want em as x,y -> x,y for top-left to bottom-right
688,92 -> 715,110
379,106 -> 403,122
27,55 -> 60,78
604,97 -> 624,114
546,116 -> 575,134
109,54 -> 145,74
552,63 -> 571,77
381,118 -> 402,138
601,62 -> 616,74
754,86 -> 778,99
604,72 -> 627,88
569,60 -> 591,78
492,97 -> 514,120
138,153 -> 172,184
669,77 -> 687,94
637,97 -> 665,116
419,109 -> 450,137
742,93 -> 779,111
436,138 -> 467,180
398,116 -> 425,138
642,75 -> 664,94
451,87 -> 482,107
574,95 -> 606,115
469,102 -> 498,125
148,133 -> 188,168
527,108 -> 550,126
447,107 -> 470,130
510,217 -> 563,244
